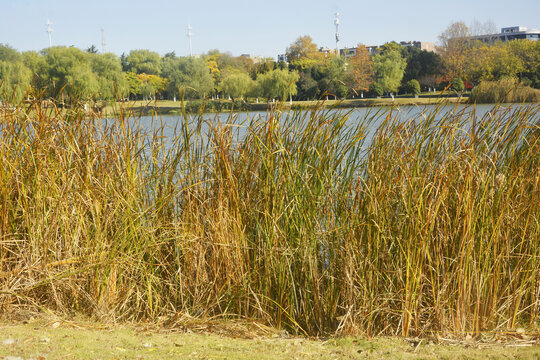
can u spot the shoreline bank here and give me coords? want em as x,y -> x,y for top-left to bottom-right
102,96 -> 469,116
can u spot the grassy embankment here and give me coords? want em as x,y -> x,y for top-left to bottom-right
1,319 -> 538,360
101,95 -> 467,116
1,98 -> 539,338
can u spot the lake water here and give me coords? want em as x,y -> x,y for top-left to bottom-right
107,103 -> 537,150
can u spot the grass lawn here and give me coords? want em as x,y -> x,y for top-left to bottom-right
1,318 -> 538,360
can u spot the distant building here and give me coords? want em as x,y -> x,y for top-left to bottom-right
365,45 -> 381,56
470,26 -> 540,43
339,47 -> 357,57
277,39 -> 438,61
318,47 -> 334,55
399,41 -> 436,52
241,54 -> 265,64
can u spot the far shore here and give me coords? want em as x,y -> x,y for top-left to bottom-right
102,95 -> 469,116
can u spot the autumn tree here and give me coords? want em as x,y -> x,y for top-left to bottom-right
286,35 -> 320,62
438,22 -> 471,80
506,39 -> 540,88
465,42 -> 523,84
125,72 -> 142,99
469,19 -> 498,36
137,73 -> 167,100
344,44 -> 374,96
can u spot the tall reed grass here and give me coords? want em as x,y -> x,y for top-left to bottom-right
470,78 -> 540,104
1,98 -> 539,337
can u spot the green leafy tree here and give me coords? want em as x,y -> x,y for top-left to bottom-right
297,72 -> 319,100
220,72 -> 254,101
452,77 -> 464,92
372,44 -> 407,94
86,45 -> 99,54
21,50 -> 48,94
41,46 -> 99,100
252,57 -> 276,78
256,69 -> 299,100
124,49 -> 162,75
162,56 -> 214,99
0,44 -> 22,62
319,56 -> 347,98
369,82 -> 384,97
0,60 -> 32,102
403,79 -> 421,95
88,53 -> 128,99
401,47 -> 442,84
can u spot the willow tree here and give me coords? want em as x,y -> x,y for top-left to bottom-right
0,61 -> 32,102
256,69 -> 299,101
162,56 -> 214,99
221,72 -> 254,101
41,46 -> 99,101
372,43 -> 407,95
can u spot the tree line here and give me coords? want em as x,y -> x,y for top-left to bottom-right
1,21 -> 538,104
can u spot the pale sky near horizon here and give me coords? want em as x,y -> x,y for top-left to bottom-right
1,0 -> 539,59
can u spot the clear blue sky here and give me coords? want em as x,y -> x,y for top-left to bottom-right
1,0 -> 539,58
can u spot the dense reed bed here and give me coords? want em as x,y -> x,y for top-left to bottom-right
1,99 -> 539,337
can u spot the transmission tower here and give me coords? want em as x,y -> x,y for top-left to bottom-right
101,28 -> 107,53
187,24 -> 193,56
334,13 -> 340,55
45,19 -> 54,47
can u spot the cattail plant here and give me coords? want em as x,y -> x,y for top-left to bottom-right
1,96 -> 538,337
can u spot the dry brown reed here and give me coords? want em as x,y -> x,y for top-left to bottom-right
1,98 -> 539,337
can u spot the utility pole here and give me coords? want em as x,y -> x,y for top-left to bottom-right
101,28 -> 107,53
187,24 -> 193,56
45,19 -> 54,47
334,13 -> 340,55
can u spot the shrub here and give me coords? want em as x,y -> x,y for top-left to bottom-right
403,79 -> 421,95
452,77 -> 464,92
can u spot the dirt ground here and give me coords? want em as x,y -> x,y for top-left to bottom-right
1,318 -> 538,360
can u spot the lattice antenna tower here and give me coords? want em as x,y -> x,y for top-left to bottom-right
187,24 -> 193,56
334,13 -> 340,55
101,28 -> 107,53
45,19 -> 54,47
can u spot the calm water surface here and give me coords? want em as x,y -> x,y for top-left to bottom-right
109,103 -> 535,149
